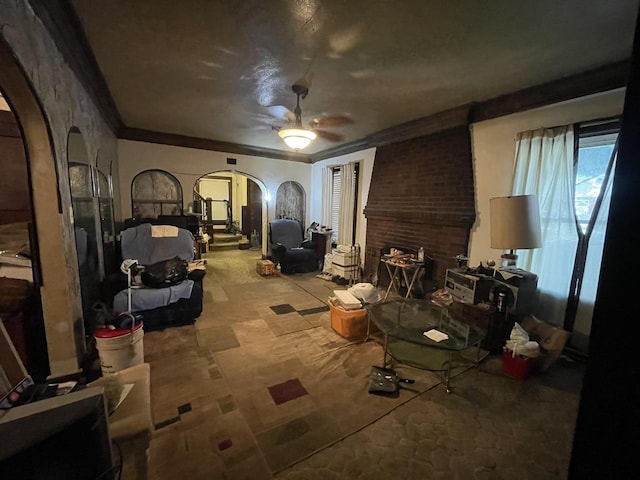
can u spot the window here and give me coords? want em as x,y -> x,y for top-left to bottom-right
131,169 -> 183,218
566,121 -> 618,351
330,163 -> 359,244
574,130 -> 618,233
512,120 -> 618,355
330,167 -> 341,239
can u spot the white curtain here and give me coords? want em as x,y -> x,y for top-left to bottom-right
512,126 -> 577,325
321,167 -> 333,229
338,162 -> 356,245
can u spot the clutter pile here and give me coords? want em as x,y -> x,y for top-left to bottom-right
502,316 -> 571,379
328,282 -> 381,340
317,244 -> 361,284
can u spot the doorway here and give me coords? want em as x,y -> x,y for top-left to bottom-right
194,171 -> 265,253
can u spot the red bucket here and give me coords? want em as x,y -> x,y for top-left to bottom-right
502,350 -> 533,380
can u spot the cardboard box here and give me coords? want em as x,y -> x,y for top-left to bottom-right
519,315 -> 570,372
331,249 -> 359,267
332,264 -> 359,280
256,260 -> 275,276
329,301 -> 368,339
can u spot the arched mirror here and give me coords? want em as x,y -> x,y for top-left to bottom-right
67,128 -> 101,336
96,150 -> 116,276
131,169 -> 182,218
276,181 -> 305,229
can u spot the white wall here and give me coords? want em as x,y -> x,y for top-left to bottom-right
468,88 -> 626,267
310,148 -> 377,266
118,140 -> 310,220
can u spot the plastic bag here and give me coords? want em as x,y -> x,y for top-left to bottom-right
141,256 -> 188,288
504,322 -> 540,358
347,283 -> 380,304
323,253 -> 333,274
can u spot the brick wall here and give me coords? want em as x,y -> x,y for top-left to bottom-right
364,125 -> 475,291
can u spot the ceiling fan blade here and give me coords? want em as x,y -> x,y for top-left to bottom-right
313,129 -> 344,142
310,115 -> 354,128
267,105 -> 295,122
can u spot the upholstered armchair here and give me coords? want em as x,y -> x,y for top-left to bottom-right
103,223 -> 205,331
269,219 -> 318,274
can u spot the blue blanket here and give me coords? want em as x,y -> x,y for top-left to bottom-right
113,280 -> 194,313
121,223 -> 194,265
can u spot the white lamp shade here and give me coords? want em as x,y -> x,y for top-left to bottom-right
278,128 -> 317,150
490,195 -> 542,250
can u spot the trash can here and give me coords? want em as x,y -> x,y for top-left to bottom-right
94,323 -> 144,375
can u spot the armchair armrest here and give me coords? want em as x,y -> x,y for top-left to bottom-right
301,239 -> 317,250
272,243 -> 287,255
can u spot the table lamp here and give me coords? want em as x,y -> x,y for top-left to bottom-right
490,194 -> 542,268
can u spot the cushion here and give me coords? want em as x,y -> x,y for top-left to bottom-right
121,223 -> 194,265
270,219 -> 304,250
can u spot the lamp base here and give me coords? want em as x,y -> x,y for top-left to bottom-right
500,252 -> 518,268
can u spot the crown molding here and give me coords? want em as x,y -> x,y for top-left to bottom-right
118,127 -> 310,163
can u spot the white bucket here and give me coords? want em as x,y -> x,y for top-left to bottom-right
94,323 -> 144,375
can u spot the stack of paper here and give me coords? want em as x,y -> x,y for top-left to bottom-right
424,329 -> 449,342
333,290 -> 362,310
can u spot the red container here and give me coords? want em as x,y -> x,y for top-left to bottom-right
502,350 -> 533,380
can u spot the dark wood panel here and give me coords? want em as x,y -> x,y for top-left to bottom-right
313,61 -> 629,162
0,110 -> 20,137
0,135 -> 31,217
472,60 -> 630,123
0,210 -> 32,225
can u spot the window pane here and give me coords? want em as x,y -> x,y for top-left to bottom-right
331,169 -> 341,241
575,140 -> 616,233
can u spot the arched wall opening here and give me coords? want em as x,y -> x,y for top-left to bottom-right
0,37 -> 80,377
192,170 -> 270,257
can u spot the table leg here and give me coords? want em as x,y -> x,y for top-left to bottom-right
404,265 -> 423,298
382,334 -> 389,367
365,312 -> 371,342
445,351 -> 453,394
383,264 -> 400,300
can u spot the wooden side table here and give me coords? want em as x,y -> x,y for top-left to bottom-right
450,301 -> 514,351
381,258 -> 425,300
312,231 -> 332,269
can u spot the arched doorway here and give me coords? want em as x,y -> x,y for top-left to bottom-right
0,38 -> 80,377
193,171 -> 268,256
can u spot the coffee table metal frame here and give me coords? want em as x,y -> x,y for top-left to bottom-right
367,298 -> 486,393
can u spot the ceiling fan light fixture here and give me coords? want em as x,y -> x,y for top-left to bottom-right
278,127 -> 317,150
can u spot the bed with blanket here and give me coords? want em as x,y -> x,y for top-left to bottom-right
0,222 -> 33,284
0,222 -> 44,378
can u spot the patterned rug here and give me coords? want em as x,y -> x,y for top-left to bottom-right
145,250 -> 487,476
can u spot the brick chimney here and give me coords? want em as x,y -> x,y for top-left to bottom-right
363,116 -> 476,293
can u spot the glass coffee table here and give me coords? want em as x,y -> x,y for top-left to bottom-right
367,298 -> 486,393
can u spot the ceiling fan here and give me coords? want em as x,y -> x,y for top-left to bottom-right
270,84 -> 354,149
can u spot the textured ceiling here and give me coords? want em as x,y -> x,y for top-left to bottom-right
71,0 -> 638,155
